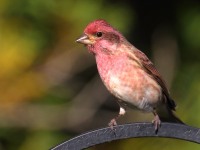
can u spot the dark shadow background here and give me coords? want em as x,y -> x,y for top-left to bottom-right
0,0 -> 200,149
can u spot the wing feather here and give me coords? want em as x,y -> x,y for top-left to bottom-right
132,49 -> 176,110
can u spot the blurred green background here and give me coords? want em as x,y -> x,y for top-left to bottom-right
0,0 -> 200,149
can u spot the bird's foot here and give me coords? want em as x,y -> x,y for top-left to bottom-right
108,118 -> 117,130
152,114 -> 161,132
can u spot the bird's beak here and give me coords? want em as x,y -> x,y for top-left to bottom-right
76,34 -> 94,45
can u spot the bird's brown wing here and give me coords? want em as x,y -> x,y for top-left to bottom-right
132,49 -> 176,110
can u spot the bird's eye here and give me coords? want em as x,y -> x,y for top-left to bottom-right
96,32 -> 103,37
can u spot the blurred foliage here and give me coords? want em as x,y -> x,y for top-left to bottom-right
0,0 -> 200,149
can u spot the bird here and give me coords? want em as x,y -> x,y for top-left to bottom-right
76,19 -> 183,130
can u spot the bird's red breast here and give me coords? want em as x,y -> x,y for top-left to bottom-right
95,45 -> 162,112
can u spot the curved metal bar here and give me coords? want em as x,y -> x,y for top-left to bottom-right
51,122 -> 200,150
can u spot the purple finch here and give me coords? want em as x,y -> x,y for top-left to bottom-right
76,19 -> 183,130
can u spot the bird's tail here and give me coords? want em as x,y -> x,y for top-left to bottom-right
157,104 -> 184,124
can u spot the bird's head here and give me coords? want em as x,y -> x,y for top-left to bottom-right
76,19 -> 123,55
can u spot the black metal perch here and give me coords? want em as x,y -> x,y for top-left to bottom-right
51,122 -> 200,150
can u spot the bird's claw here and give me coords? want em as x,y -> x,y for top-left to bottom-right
152,115 -> 161,132
108,119 -> 117,130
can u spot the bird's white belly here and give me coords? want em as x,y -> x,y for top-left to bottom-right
106,71 -> 161,112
